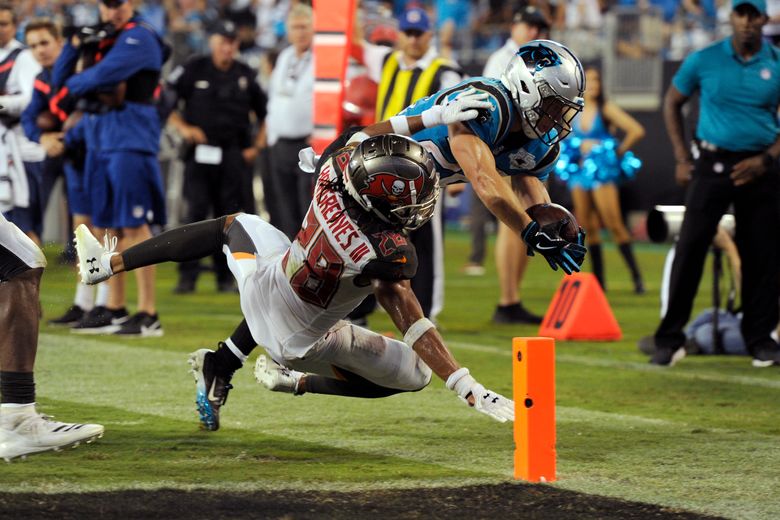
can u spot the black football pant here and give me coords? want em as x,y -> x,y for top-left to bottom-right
655,149 -> 780,356
179,146 -> 247,286
268,137 -> 314,240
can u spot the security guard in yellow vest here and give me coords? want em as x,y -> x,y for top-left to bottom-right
354,7 -> 462,320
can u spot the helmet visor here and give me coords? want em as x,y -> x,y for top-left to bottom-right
526,82 -> 584,146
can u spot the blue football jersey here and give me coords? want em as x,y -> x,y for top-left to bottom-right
398,77 -> 559,185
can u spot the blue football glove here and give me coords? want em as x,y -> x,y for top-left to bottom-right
522,221 -> 587,275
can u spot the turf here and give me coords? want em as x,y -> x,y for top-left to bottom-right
2,232 -> 778,520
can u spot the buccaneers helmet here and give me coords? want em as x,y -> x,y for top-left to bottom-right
344,134 -> 439,230
501,39 -> 585,146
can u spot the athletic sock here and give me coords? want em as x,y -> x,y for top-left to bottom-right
74,282 -> 95,311
212,320 -> 257,374
0,371 -> 35,405
95,281 -> 109,307
618,242 -> 642,282
589,243 -> 605,290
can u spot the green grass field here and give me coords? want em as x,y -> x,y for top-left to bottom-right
2,232 -> 779,519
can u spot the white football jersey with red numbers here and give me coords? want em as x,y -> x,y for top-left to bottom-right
238,147 -> 417,362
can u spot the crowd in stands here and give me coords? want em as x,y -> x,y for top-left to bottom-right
12,0 -> 769,72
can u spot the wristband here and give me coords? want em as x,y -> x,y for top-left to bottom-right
445,367 -> 478,399
346,131 -> 371,145
389,116 -> 411,136
403,317 -> 436,347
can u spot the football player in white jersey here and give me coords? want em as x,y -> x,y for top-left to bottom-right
0,213 -> 104,461
75,92 -> 515,431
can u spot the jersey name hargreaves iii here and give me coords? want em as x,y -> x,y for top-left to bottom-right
278,146 -> 418,341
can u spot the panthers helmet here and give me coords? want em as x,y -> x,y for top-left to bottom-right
501,39 -> 585,146
344,134 -> 439,230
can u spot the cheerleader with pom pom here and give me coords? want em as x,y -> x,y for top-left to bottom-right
556,67 -> 646,293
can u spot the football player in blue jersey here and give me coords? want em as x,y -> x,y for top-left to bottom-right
394,39 -> 587,273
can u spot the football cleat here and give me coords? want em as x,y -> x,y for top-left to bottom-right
0,410 -> 104,462
254,355 -> 302,394
70,306 -> 129,335
113,312 -> 163,338
188,348 -> 233,431
74,224 -> 116,285
47,305 -> 87,327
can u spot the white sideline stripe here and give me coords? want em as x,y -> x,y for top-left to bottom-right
448,341 -> 780,390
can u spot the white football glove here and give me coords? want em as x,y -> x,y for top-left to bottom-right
446,367 -> 515,423
421,87 -> 492,128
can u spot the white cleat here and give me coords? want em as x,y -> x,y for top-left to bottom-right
254,355 -> 302,394
74,224 -> 117,285
0,412 -> 104,462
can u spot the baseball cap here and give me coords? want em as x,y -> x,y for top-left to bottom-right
513,6 -> 550,31
211,20 -> 238,39
399,8 -> 431,33
732,0 -> 767,15
101,0 -> 128,7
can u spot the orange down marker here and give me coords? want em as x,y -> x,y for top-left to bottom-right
513,337 -> 556,483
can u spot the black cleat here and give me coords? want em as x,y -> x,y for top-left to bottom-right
48,305 -> 87,327
113,312 -> 163,337
492,302 -> 544,324
70,306 -> 129,335
650,346 -> 686,367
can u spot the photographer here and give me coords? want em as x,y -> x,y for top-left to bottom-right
51,0 -> 168,337
0,4 -> 44,244
651,0 -> 780,368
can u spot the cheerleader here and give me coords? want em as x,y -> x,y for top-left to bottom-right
556,66 -> 646,293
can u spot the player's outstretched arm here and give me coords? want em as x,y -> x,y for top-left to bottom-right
450,124 -> 532,236
357,87 -> 491,141
374,279 -> 514,423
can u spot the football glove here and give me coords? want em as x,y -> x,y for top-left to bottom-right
446,367 -> 514,423
522,221 -> 587,275
421,87 -> 492,128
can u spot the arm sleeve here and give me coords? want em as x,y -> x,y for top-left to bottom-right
65,26 -> 162,96
0,51 -> 41,116
21,82 -> 47,142
671,52 -> 700,97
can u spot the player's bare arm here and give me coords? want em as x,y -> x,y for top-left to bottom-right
373,279 -> 460,381
449,122 -> 532,235
373,279 -> 514,423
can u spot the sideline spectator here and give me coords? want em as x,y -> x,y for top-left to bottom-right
265,3 -> 313,240
52,0 -> 168,337
352,6 -> 462,320
166,20 -> 267,294
0,4 -> 44,245
560,65 -> 646,294
479,6 -> 550,324
650,0 -> 780,367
